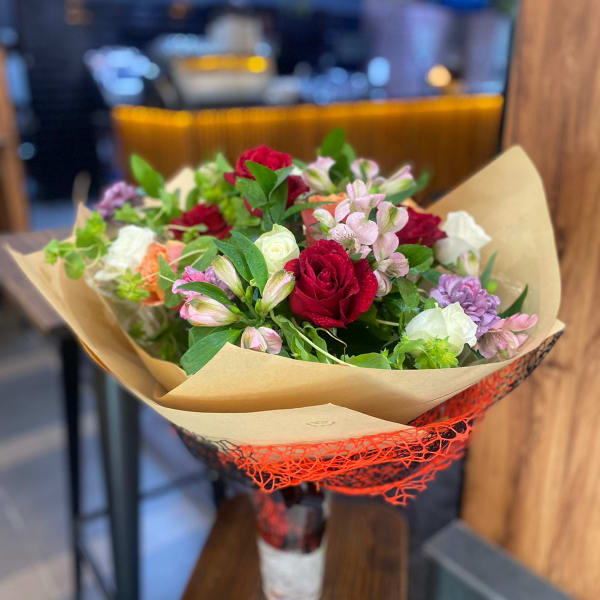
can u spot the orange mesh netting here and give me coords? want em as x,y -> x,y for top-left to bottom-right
178,332 -> 560,506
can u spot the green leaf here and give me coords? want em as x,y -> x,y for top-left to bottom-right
268,181 -> 288,223
115,270 -> 150,302
181,329 -> 242,374
185,188 -> 201,211
303,324 -> 332,364
215,152 -> 233,172
177,281 -> 232,306
236,177 -> 267,208
189,326 -> 229,346
230,231 -> 269,292
214,239 -> 252,282
114,202 -> 142,225
480,252 -> 497,288
282,200 -> 334,220
420,269 -> 442,286
393,278 -> 421,308
346,353 -> 391,369
245,161 -> 278,194
130,155 -> 164,198
499,285 -> 528,318
292,158 -> 307,170
178,237 -> 217,270
273,166 -> 294,189
158,255 -> 176,291
44,239 -> 62,264
128,321 -> 146,340
64,251 -> 85,279
319,127 -> 346,157
75,212 -> 108,259
398,244 -> 433,271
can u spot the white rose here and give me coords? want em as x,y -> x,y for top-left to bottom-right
434,211 -> 491,266
405,302 -> 477,354
255,224 -> 299,275
95,225 -> 155,281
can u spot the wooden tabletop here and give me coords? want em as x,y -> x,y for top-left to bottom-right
0,228 -> 69,335
182,494 -> 407,600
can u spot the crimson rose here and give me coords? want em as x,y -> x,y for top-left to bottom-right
396,207 -> 446,247
169,204 -> 231,240
224,145 -> 308,217
285,240 -> 377,328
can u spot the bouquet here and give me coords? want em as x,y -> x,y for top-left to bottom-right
10,133 -> 561,448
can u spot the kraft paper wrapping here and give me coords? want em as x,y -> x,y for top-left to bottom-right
9,146 -> 562,445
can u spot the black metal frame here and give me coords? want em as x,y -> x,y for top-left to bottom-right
59,334 -> 210,600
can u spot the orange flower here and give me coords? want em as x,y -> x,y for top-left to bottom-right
301,193 -> 347,245
138,241 -> 184,306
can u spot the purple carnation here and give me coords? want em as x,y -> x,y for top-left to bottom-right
430,274 -> 500,338
96,181 -> 138,219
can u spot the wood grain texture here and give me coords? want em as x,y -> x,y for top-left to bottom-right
461,2 -> 600,599
182,495 -> 407,600
0,50 -> 29,232
0,228 -> 68,334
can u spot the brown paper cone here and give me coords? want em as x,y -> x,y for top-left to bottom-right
9,146 -> 562,445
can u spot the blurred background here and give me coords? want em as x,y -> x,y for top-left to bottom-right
0,1 -> 524,599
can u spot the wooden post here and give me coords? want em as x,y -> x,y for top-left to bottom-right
461,1 -> 600,598
0,49 -> 29,231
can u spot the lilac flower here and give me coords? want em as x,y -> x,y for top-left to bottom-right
96,182 -> 138,219
430,274 -> 500,338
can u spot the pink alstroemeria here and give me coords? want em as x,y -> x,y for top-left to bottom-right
241,326 -> 282,355
377,164 -> 414,196
476,313 -> 538,359
350,158 -> 380,183
172,265 -> 234,300
335,180 -> 385,222
301,157 -> 336,193
180,295 -> 240,327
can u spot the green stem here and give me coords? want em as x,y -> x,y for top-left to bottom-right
376,319 -> 399,327
273,315 -> 355,367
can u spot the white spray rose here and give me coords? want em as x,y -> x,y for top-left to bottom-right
95,225 -> 155,281
434,211 -> 491,266
405,302 -> 477,354
255,224 -> 300,275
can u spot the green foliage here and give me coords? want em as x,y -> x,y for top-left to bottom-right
43,212 -> 109,279
130,155 -> 164,197
480,252 -> 497,288
181,329 -> 242,374
214,238 -> 252,282
115,270 -> 150,302
178,236 -> 217,270
499,285 -> 528,318
317,127 -> 356,184
113,202 -> 142,225
229,231 -> 269,292
177,281 -> 232,306
157,255 -> 183,308
346,352 -> 391,369
398,244 -> 433,272
390,336 -> 458,370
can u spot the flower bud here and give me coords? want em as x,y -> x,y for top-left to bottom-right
180,295 -> 240,327
312,208 -> 337,230
256,270 -> 295,316
212,255 -> 244,298
241,326 -> 282,355
379,165 -> 414,195
301,157 -> 336,193
350,158 -> 379,182
456,251 -> 480,277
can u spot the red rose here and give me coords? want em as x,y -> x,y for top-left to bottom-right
224,145 -> 308,217
396,207 -> 446,247
285,240 -> 377,328
169,204 -> 231,240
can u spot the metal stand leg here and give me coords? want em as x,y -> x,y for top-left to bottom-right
59,335 -> 82,600
95,371 -> 140,600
